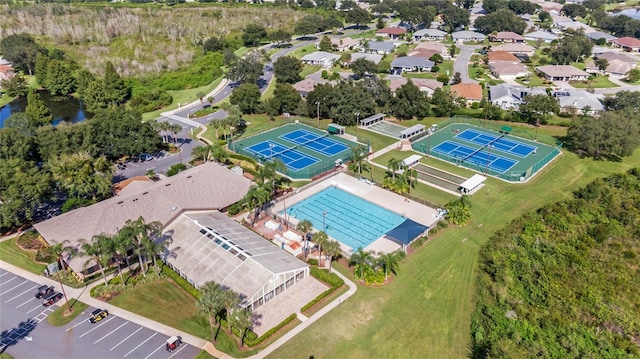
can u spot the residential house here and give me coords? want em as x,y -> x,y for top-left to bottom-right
376,27 -> 407,40
555,20 -> 593,32
524,30 -> 559,43
586,59 -> 633,77
489,62 -> 530,79
389,78 -> 443,96
451,30 -> 486,43
350,52 -> 383,65
413,29 -> 447,41
492,43 -> 535,57
408,48 -> 438,60
293,78 -> 320,98
390,56 -> 434,75
0,64 -> 14,85
554,89 -> 604,115
365,41 -> 396,55
536,65 -> 590,81
585,31 -> 617,44
611,8 -> 640,21
450,83 -> 483,104
0,56 -> 9,66
489,32 -> 525,43
329,37 -> 359,52
301,51 -> 341,67
487,51 -> 520,63
489,84 -> 525,110
489,84 -> 605,114
414,41 -> 450,59
613,37 -> 640,52
596,52 -> 638,66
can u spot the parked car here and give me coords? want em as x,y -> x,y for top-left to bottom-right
165,336 -> 182,352
89,309 -> 109,323
35,285 -> 55,299
42,292 -> 63,307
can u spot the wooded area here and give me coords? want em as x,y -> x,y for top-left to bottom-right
472,169 -> 640,358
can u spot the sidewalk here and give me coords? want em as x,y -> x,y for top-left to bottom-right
161,78 -> 230,118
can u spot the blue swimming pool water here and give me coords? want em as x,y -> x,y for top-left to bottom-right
282,186 -> 405,250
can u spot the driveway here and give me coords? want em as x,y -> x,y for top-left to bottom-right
453,44 -> 480,83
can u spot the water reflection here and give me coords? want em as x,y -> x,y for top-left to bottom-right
0,91 -> 91,128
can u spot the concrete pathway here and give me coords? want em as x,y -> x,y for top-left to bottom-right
453,44 -> 480,83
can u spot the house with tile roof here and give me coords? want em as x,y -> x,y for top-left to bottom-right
524,30 -> 559,43
450,83 -> 483,104
413,29 -> 447,41
414,41 -> 450,59
329,36 -> 359,52
487,51 -> 520,63
293,78 -> 320,98
376,27 -> 407,40
613,37 -> 640,52
452,30 -> 486,43
536,65 -> 590,81
489,62 -> 530,79
389,78 -> 443,96
489,32 -> 525,43
492,43 -> 535,57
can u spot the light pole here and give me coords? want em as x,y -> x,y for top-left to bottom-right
355,112 -> 360,138
269,142 -> 274,161
316,101 -> 321,128
322,211 -> 328,233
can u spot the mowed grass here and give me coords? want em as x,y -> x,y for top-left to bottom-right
266,125 -> 640,359
48,300 -> 89,327
108,279 -> 210,340
571,76 -> 619,88
0,238 -> 47,275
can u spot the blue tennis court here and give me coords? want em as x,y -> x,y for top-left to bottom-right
455,129 -> 537,158
280,129 -> 349,157
246,140 -> 319,171
432,140 -> 518,173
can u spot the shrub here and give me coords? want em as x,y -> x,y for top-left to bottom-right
431,65 -> 440,73
300,288 -> 336,312
307,258 -> 318,266
228,203 -> 242,216
245,314 -> 297,347
167,163 -> 187,177
471,102 -> 479,109
310,267 -> 344,288
161,264 -> 201,300
321,70 -> 329,79
129,88 -> 173,113
436,220 -> 449,229
61,197 -> 94,213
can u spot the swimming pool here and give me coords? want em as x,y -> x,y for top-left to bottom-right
282,186 -> 405,250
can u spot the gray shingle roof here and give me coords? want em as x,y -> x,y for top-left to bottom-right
524,30 -> 559,41
413,29 -> 446,37
451,31 -> 486,40
391,56 -> 435,69
350,52 -> 383,64
586,31 -> 617,41
367,41 -> 396,52
301,51 -> 341,62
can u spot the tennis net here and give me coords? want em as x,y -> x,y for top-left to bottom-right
298,133 -> 329,148
266,145 -> 297,160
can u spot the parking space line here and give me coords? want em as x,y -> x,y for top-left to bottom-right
143,343 -> 165,359
0,277 -> 16,285
94,321 -> 129,344
27,303 -> 45,313
16,298 -> 36,308
1,280 -> 28,295
0,272 -> 9,277
110,327 -> 142,351
79,316 -> 115,338
66,318 -> 89,332
168,344 -> 189,358
124,332 -> 157,357
4,285 -> 36,302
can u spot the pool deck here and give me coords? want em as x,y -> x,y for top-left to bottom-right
271,172 -> 440,253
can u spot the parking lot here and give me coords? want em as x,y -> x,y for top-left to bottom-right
0,269 -> 200,359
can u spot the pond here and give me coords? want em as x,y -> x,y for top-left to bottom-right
0,91 -> 91,129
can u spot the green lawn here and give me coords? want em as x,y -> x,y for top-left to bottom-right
467,65 -> 504,85
289,44 -> 318,60
0,94 -> 16,107
515,72 -> 551,87
266,124 -> 640,359
48,300 -> 89,326
0,238 -> 47,275
570,76 -> 619,88
300,65 -> 321,79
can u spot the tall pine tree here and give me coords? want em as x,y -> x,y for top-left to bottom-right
25,90 -> 53,130
103,61 -> 129,105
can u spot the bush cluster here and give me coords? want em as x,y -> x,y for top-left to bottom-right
244,314 -> 297,347
310,267 -> 344,288
161,264 -> 201,300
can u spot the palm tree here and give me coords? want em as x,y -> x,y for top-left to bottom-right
197,281 -> 226,342
243,186 -> 270,225
349,247 -> 375,279
45,240 -> 78,312
296,219 -> 313,260
220,287 -> 241,331
263,159 -> 286,194
125,216 -> 163,277
142,236 -> 164,269
312,231 -> 329,267
322,240 -> 342,273
169,123 -> 182,144
209,119 -> 222,141
80,234 -> 111,286
387,157 -> 401,180
375,250 -> 407,281
229,308 -> 253,348
101,237 -> 125,285
348,145 -> 370,176
404,168 -> 418,194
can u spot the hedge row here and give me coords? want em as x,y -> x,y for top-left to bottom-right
300,287 -> 337,313
228,153 -> 257,166
244,313 -> 297,347
161,265 -> 201,300
310,267 -> 344,288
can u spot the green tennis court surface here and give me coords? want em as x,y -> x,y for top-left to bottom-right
412,123 -> 561,182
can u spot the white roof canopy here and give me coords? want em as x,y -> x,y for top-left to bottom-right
460,174 -> 487,191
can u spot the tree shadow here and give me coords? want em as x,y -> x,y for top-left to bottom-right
0,319 -> 38,354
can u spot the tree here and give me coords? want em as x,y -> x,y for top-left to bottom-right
349,247 -> 375,279
80,234 -> 111,286
220,288 -> 242,331
518,93 -> 560,125
227,55 -> 264,85
25,90 -> 53,130
452,72 -> 462,85
567,110 -> 640,159
230,83 -> 261,114
46,59 -> 77,96
295,15 -> 322,36
348,145 -> 370,176
312,231 -> 329,267
203,36 -> 225,53
242,24 -> 267,47
0,33 -> 46,75
197,281 -> 225,342
444,195 -> 472,225
48,152 -> 113,200
376,16 -> 385,30
1,74 -> 28,97
244,186 -> 270,225
624,69 -> 640,83
322,16 -> 344,31
229,308 -> 253,348
561,4 -> 587,19
442,5 -> 470,32
391,80 -> 430,120
474,9 -> 527,34
583,0 -> 604,11
319,36 -> 333,52
268,83 -> 301,115
387,157 -> 401,180
102,61 -> 129,106
269,29 -> 292,46
35,53 -> 50,86
273,56 -> 302,84
350,58 -> 378,77
595,58 -> 608,73
297,219 -> 313,260
124,216 -> 162,277
345,7 -> 371,27
551,33 -> 593,64
0,159 -> 52,231
45,240 -> 78,312
375,250 -> 406,281
359,76 -> 392,108
322,240 -> 341,273
431,88 -> 460,117
603,91 -> 640,112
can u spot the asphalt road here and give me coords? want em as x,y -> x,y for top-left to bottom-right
0,269 -> 199,359
453,44 -> 480,83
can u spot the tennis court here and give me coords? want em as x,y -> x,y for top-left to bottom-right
230,123 -> 359,179
412,123 -> 561,182
454,129 -> 536,158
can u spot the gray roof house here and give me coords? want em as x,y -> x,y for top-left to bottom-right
536,65 -> 590,81
524,30 -> 559,43
350,52 -> 384,64
586,31 -> 617,44
451,30 -> 486,43
390,56 -> 434,75
301,51 -> 341,67
489,84 -> 524,110
365,41 -> 396,54
489,84 -> 604,115
554,89 -> 604,115
413,29 -> 447,41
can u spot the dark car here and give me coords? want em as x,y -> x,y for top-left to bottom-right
165,336 -> 182,352
89,309 -> 109,323
35,285 -> 55,299
42,292 -> 63,307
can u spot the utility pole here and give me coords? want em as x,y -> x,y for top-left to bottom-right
316,101 -> 321,128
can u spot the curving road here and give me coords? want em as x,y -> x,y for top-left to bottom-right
453,44 -> 480,83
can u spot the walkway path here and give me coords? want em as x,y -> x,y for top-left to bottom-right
453,44 -> 480,83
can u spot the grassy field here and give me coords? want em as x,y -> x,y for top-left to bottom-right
515,72 -> 550,87
48,300 -> 89,327
300,65 -> 322,79
0,238 -> 47,275
266,123 -> 640,359
570,76 -> 619,88
289,44 -> 318,59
